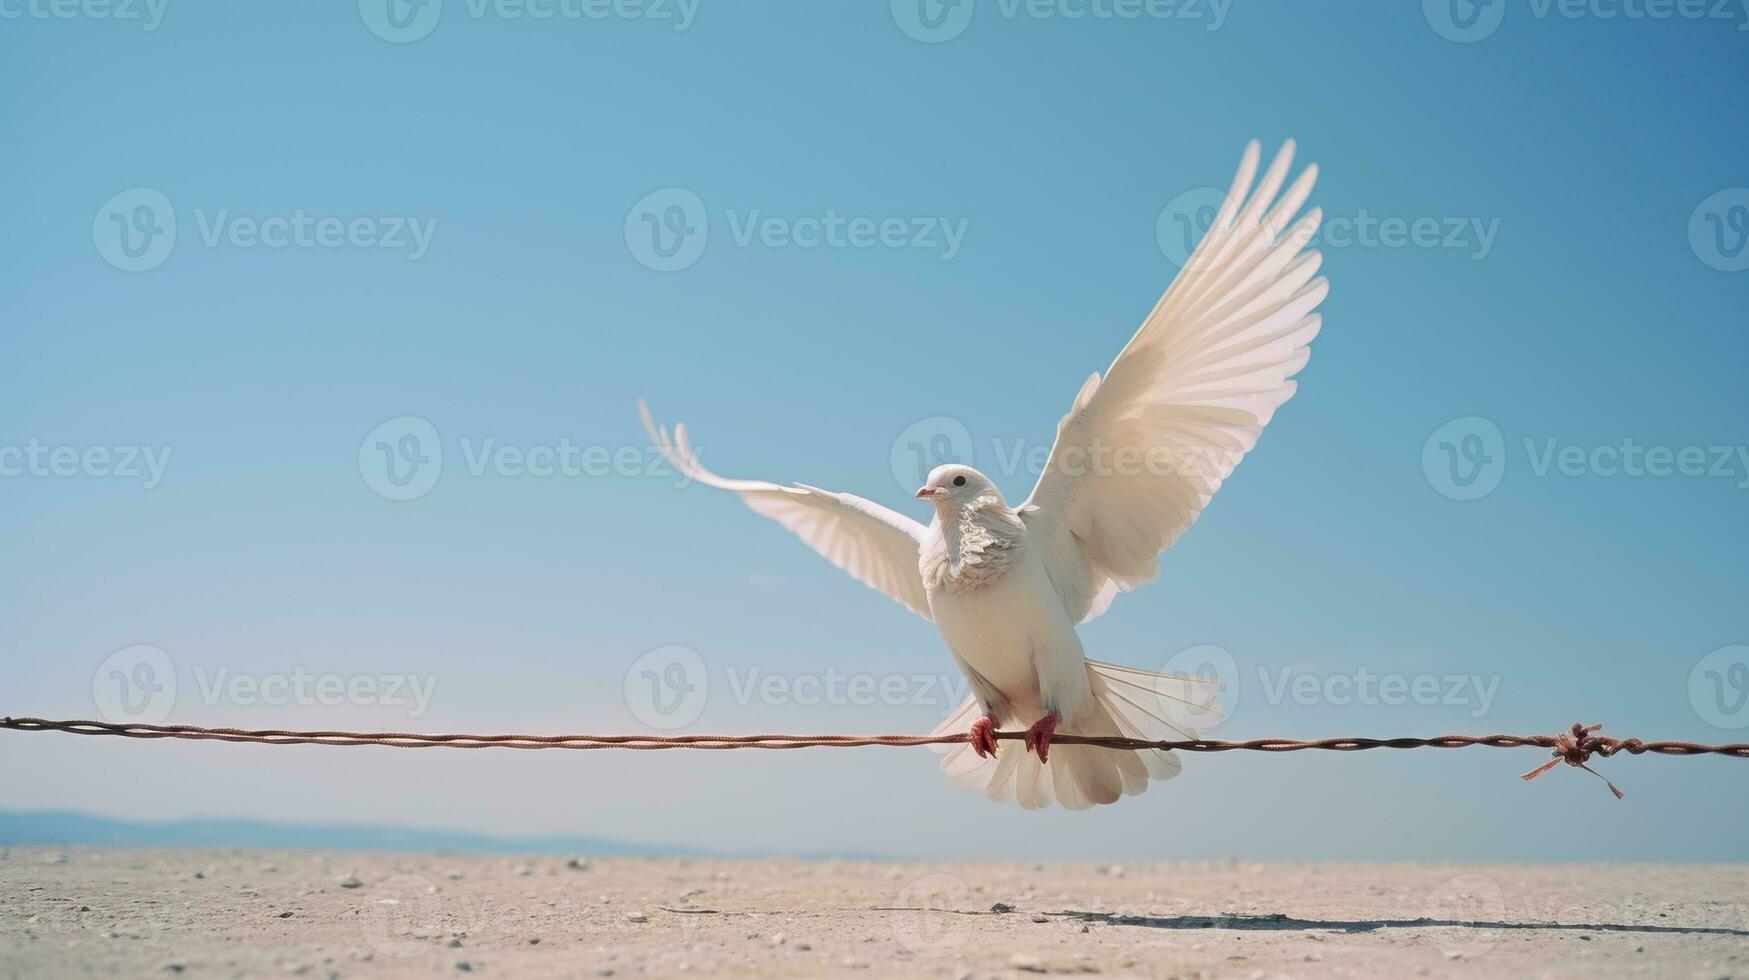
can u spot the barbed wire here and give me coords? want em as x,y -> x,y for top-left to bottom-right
5,718 -> 1746,798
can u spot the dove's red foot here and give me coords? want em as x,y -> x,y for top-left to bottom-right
1024,713 -> 1059,763
969,716 -> 1000,759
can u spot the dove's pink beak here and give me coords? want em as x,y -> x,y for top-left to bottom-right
915,485 -> 941,499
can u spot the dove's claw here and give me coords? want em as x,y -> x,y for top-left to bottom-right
1023,713 -> 1059,763
969,716 -> 999,758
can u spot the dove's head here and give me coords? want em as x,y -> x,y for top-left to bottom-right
915,464 -> 1002,508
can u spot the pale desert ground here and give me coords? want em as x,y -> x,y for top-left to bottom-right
2,848 -> 1746,979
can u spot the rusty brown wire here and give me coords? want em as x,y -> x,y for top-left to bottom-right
4,717 -> 1747,798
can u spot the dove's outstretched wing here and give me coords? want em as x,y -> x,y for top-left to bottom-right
1021,140 -> 1327,624
640,400 -> 933,621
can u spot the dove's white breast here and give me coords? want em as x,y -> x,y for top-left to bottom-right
922,529 -> 1091,723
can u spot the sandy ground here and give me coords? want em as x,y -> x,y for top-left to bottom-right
1,848 -> 1745,979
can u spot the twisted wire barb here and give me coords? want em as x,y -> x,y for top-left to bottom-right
4,718 -> 1746,797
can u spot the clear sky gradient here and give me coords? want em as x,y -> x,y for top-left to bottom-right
3,1 -> 1747,860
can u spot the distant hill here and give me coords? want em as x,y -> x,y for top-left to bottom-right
0,809 -> 687,855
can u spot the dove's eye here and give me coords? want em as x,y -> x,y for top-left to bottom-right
953,475 -> 966,487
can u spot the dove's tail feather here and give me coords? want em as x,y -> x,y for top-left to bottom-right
932,660 -> 1222,810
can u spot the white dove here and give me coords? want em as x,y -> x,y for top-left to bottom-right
639,139 -> 1326,809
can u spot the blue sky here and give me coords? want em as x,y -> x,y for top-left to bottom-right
2,1 -> 1747,861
